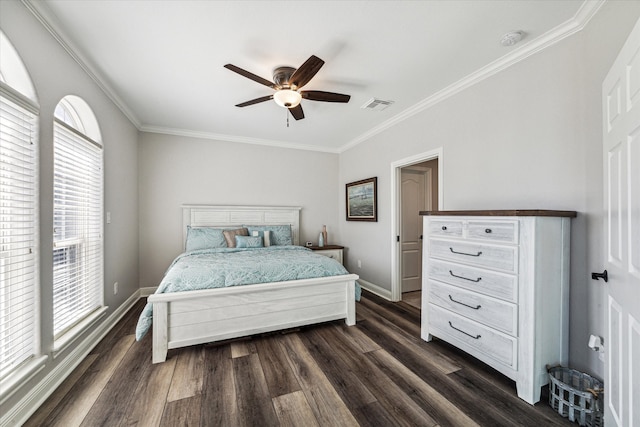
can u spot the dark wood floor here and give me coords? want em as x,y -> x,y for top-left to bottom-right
26,291 -> 571,426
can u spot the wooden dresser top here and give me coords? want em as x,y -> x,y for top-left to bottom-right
419,209 -> 577,217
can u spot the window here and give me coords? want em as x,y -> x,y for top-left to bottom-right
0,31 -> 39,381
53,96 -> 103,338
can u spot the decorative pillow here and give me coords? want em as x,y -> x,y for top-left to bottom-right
245,225 -> 292,246
223,227 -> 249,248
235,235 -> 264,248
185,226 -> 227,251
251,230 -> 271,247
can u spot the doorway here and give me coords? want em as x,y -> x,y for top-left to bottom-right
390,148 -> 442,303
400,162 -> 436,308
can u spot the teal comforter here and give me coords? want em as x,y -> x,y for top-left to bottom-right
135,245 -> 360,340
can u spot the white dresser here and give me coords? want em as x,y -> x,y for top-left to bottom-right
420,210 -> 576,404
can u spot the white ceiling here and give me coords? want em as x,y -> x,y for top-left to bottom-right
27,0 -> 598,152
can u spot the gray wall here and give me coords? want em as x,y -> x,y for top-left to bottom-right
0,0 -> 139,415
338,1 -> 640,378
138,132 -> 340,288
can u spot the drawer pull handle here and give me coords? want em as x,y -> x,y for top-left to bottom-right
485,228 -> 492,234
449,270 -> 482,283
441,226 -> 448,231
448,321 -> 481,339
449,247 -> 482,257
448,295 -> 481,310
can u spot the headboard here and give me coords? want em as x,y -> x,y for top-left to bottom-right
182,205 -> 302,249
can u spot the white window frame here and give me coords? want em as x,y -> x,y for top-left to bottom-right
0,84 -> 42,386
0,29 -> 45,401
52,98 -> 104,349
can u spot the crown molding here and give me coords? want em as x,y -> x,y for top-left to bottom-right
21,0 -> 142,129
140,125 -> 341,154
339,0 -> 605,153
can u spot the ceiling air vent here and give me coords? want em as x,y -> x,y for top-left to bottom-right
361,98 -> 394,111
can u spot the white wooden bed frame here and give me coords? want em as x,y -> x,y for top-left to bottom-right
148,205 -> 359,363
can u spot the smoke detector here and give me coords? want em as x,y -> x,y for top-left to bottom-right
501,31 -> 524,47
361,98 -> 394,111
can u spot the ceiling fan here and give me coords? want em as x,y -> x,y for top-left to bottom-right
224,55 -> 350,121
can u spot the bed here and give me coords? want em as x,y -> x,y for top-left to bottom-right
138,205 -> 359,363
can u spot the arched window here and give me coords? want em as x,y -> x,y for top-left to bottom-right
0,30 -> 39,380
0,31 -> 37,102
52,96 -> 103,339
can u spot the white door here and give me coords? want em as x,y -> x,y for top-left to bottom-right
401,168 -> 431,293
602,17 -> 640,427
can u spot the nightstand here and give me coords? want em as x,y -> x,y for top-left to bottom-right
307,245 -> 344,265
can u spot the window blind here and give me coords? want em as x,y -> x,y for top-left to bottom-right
53,119 -> 103,338
0,90 -> 38,380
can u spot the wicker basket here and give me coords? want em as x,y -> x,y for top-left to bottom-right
548,367 -> 603,427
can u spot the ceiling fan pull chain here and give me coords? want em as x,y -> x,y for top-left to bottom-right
286,109 -> 289,127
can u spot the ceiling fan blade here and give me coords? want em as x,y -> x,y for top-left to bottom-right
289,55 -> 324,89
301,90 -> 351,103
235,95 -> 273,107
224,64 -> 277,89
288,104 -> 305,120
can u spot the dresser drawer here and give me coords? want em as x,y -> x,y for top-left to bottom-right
428,259 -> 517,302
429,239 -> 518,273
428,281 -> 517,335
428,220 -> 463,238
467,220 -> 519,244
429,304 -> 517,369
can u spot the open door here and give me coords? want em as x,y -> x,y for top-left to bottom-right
601,17 -> 640,427
400,166 -> 431,294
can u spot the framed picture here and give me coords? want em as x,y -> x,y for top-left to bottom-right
346,177 -> 377,222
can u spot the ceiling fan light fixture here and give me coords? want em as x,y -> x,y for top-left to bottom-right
273,89 -> 302,108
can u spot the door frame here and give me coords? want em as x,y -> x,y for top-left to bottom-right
390,148 -> 443,301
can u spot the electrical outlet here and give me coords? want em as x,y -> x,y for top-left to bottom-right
357,260 -> 362,268
113,282 -> 118,295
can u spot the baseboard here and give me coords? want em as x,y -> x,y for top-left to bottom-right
1,290 -> 142,427
357,278 -> 392,301
139,286 -> 157,297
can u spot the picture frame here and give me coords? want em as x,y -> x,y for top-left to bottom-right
346,177 -> 377,222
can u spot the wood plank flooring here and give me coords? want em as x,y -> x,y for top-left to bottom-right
26,291 -> 572,427
402,291 -> 421,310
